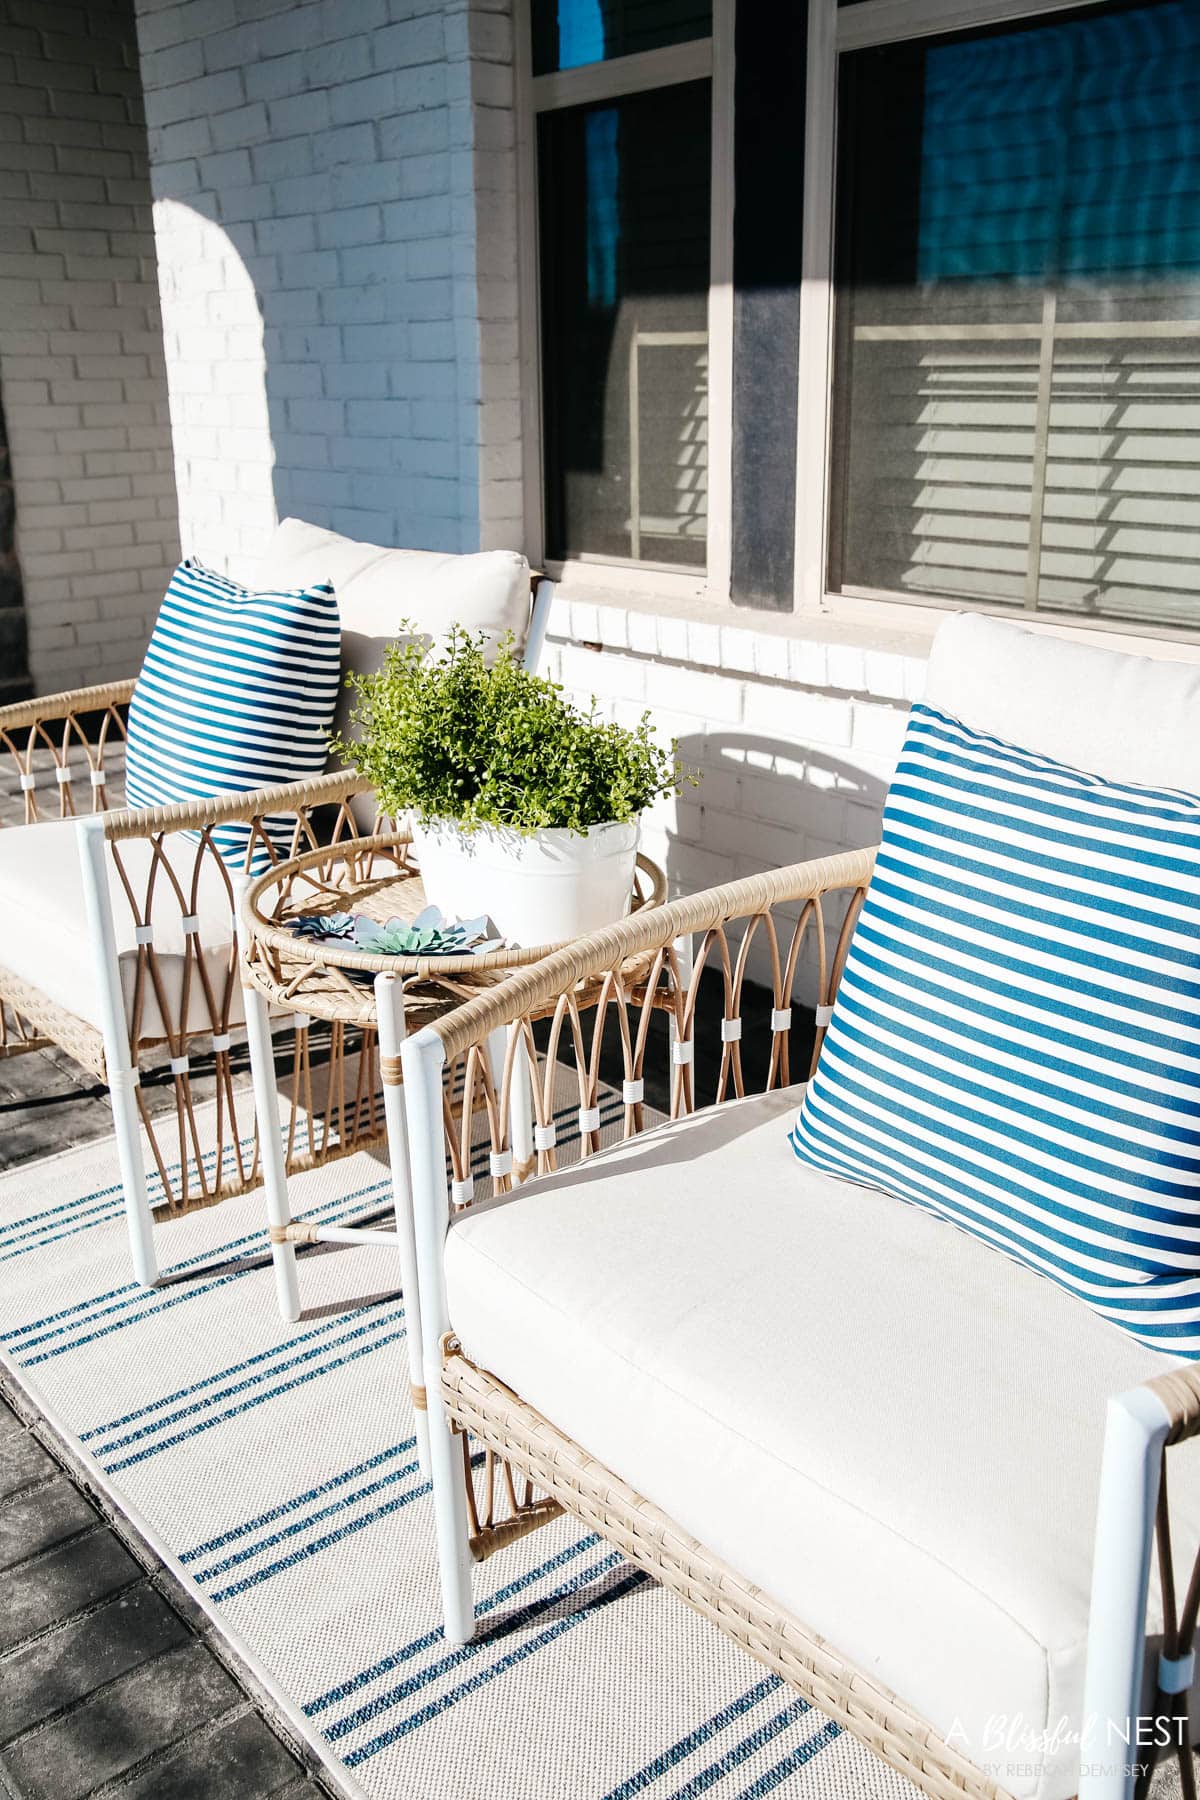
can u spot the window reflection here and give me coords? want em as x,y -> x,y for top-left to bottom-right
531,0 -> 712,75
539,81 -> 711,567
831,0 -> 1200,628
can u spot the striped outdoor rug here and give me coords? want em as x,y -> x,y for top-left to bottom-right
2,1074 -> 1161,1800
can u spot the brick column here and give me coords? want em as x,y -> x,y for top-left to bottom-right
0,393 -> 31,705
0,0 -> 180,695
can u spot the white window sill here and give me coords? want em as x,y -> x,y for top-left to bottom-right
549,576 -> 1200,697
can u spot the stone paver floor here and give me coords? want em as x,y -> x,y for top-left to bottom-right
0,1378 -> 346,1800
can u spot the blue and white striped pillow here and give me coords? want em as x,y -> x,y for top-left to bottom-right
791,701 -> 1200,1356
125,559 -> 341,870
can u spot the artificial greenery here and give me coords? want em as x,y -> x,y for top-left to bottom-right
331,626 -> 687,835
292,906 -> 503,958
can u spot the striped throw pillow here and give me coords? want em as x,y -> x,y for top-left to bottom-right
125,559 -> 341,870
791,702 -> 1200,1356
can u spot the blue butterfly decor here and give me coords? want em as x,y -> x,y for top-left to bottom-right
290,905 -> 505,960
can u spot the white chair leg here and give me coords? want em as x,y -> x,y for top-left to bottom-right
77,817 -> 158,1288
109,1066 -> 158,1289
1080,1384 -> 1172,1799
403,1027 -> 476,1644
375,972 -> 431,1480
427,1386 -> 475,1644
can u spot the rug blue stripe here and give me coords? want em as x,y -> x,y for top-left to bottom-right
603,1680 -> 784,1800
81,1301 -> 402,1443
0,1199 -> 128,1259
0,1101 -> 391,1263
341,1570 -> 649,1766
325,1552 -> 628,1742
733,1720 -> 842,1798
9,1182 -> 393,1360
209,1459 -> 438,1604
305,1531 -> 602,1715
105,1325 -> 404,1473
182,1439 -> 418,1564
4,1176 -> 388,1343
91,1306 -> 402,1458
0,1178 -> 125,1239
194,1452 -> 423,1584
668,1699 -> 812,1800
0,1127 -> 283,1262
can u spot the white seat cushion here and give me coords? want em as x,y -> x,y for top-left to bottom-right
257,518 -> 531,736
445,1088 -> 1200,1800
0,818 -> 241,1041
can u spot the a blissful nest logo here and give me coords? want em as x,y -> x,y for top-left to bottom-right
946,1711 -> 1188,1780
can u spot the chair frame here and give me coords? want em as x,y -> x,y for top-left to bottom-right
0,575 -> 555,1287
398,845 -> 1200,1800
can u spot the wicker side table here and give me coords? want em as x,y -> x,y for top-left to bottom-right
237,830 -> 667,1475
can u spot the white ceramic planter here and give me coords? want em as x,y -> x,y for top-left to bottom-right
411,816 -> 640,947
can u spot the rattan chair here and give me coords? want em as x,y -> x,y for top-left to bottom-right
398,614 -> 1200,1800
0,532 -> 554,1288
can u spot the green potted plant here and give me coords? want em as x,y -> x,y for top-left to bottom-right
332,628 -> 685,945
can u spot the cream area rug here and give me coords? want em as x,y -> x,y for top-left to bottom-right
1,1075 -> 1181,1800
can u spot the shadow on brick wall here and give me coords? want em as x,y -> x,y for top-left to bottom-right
149,176 -> 477,568
669,731 -> 887,882
666,730 -> 888,1007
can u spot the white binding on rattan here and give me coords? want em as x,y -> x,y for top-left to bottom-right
134,924 -> 154,947
19,772 -> 35,792
720,1017 -> 742,1043
54,764 -> 71,784
211,1032 -> 232,1053
534,1123 -> 557,1151
771,1007 -> 792,1033
578,1106 -> 601,1133
452,1176 -> 475,1206
622,1079 -> 644,1105
489,1150 -> 513,1178
1161,1651 -> 1195,1693
816,1003 -> 835,1028
672,1037 -> 694,1065
180,913 -> 199,935
90,768 -> 106,787
290,1013 -> 312,1031
169,1056 -> 189,1076
107,1066 -> 140,1092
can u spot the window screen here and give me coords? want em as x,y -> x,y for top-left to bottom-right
830,0 -> 1200,629
539,80 -> 711,569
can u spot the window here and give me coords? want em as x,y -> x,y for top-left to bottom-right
528,2 -> 715,574
824,0 -> 1200,631
521,0 -> 1198,634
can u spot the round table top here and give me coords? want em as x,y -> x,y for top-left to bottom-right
239,830 -> 669,1028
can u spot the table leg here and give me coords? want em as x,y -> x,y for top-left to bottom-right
242,972 -> 301,1324
510,1028 -> 535,1183
235,876 -> 301,1322
375,973 -> 432,1481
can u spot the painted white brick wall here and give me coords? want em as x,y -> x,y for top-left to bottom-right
133,0 -> 523,578
546,594 -> 926,1000
0,0 -> 180,692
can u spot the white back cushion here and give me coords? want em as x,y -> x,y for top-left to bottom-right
257,518 -> 531,721
925,611 -> 1200,791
